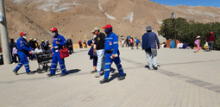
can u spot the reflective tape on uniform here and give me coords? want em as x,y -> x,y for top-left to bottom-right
118,68 -> 123,71
61,68 -> 66,71
104,69 -> 110,71
24,64 -> 29,66
105,63 -> 111,65
113,42 -> 118,44
53,46 -> 58,48
51,63 -> 57,66
60,64 -> 66,68
50,68 -> 56,70
106,38 -> 113,40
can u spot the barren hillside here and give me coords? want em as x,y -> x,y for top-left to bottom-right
4,0 -> 220,42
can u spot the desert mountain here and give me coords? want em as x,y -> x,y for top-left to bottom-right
4,0 -> 220,42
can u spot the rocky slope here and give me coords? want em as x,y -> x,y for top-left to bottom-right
4,0 -> 220,42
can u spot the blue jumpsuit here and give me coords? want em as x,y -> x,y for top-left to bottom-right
104,32 -> 126,79
50,34 -> 67,75
14,37 -> 32,73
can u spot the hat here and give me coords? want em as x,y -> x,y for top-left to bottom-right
50,27 -> 58,32
91,27 -> 100,33
146,26 -> 152,31
102,24 -> 112,29
196,36 -> 201,39
20,32 -> 27,37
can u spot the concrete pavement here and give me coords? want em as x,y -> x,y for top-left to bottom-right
0,48 -> 220,107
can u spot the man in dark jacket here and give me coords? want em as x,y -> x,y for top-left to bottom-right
142,26 -> 160,70
207,32 -> 215,51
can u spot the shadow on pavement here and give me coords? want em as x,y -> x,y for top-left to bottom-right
53,69 -> 81,77
16,72 -> 27,75
108,73 -> 120,82
16,69 -> 81,76
68,69 -> 81,74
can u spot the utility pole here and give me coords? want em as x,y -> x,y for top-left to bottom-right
0,0 -> 11,64
171,12 -> 177,48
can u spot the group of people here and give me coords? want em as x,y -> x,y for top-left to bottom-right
9,33 -> 74,64
194,32 -> 216,53
87,25 -> 160,83
12,27 -> 72,77
88,25 -> 127,84
78,40 -> 88,49
160,31 -> 216,53
10,37 -> 51,63
121,36 -> 141,49
11,24 -> 161,84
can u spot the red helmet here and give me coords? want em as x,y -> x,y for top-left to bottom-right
102,24 -> 113,29
50,27 -> 58,32
20,32 -> 27,36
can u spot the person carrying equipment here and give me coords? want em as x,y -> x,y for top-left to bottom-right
48,27 -> 68,77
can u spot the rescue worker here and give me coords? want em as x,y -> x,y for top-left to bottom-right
13,32 -> 32,75
48,27 -> 68,77
100,24 -> 126,84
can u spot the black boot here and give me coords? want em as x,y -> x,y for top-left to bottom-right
100,78 -> 109,84
153,66 -> 158,70
27,71 -> 34,75
118,73 -> 126,80
47,74 -> 55,77
13,70 -> 18,75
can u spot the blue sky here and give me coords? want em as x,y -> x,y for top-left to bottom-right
150,0 -> 220,7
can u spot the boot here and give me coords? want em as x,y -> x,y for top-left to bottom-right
100,78 -> 109,84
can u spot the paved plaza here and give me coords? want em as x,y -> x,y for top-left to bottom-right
0,48 -> 220,107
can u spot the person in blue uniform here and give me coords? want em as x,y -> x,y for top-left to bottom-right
100,24 -> 126,84
48,27 -> 68,77
13,32 -> 32,75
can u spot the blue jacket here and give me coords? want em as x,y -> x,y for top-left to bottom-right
135,39 -> 140,44
142,32 -> 160,49
16,37 -> 31,53
104,32 -> 119,55
52,34 -> 66,53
